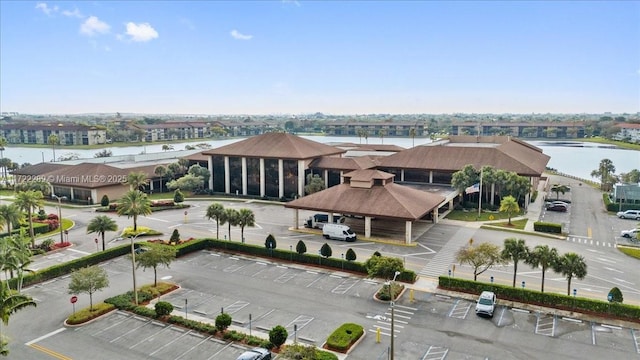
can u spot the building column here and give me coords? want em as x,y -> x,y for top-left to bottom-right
293,209 -> 299,230
297,160 -> 305,197
340,171 -> 344,184
433,207 -> 439,223
259,158 -> 265,197
405,221 -> 412,244
400,169 -> 405,182
224,156 -> 230,194
429,171 -> 433,183
208,156 -> 214,190
69,188 -> 75,200
241,157 -> 247,195
364,216 -> 372,238
278,159 -> 284,198
490,183 -> 496,206
324,170 -> 329,188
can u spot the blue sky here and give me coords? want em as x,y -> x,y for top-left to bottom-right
1,1 -> 638,115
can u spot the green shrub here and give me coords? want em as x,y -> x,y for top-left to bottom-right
215,313 -> 232,331
170,229 -> 180,244
326,323 -> 364,352
66,302 -> 115,325
608,287 -> 623,303
133,306 -> 156,318
269,325 -> 288,348
281,344 -> 339,360
101,194 -> 110,207
533,221 -> 562,234
155,301 -> 174,316
174,189 -> 184,203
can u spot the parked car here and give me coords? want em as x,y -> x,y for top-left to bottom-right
546,203 -> 568,212
546,200 -> 569,207
621,228 -> 640,238
236,347 -> 271,360
617,210 -> 640,220
475,291 -> 497,318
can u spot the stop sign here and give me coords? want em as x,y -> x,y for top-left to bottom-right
70,295 -> 78,304
94,238 -> 98,244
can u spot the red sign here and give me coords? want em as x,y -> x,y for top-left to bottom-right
70,296 -> 78,304
94,238 -> 98,244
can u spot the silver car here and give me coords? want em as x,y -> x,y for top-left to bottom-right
475,291 -> 497,317
617,210 -> 640,220
236,348 -> 271,360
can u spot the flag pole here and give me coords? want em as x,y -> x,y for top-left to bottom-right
477,167 -> 483,218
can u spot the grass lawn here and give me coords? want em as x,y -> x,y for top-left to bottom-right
446,210 -> 524,222
486,218 -> 528,230
618,246 -> 640,260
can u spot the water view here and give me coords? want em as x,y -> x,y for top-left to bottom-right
3,136 -> 638,182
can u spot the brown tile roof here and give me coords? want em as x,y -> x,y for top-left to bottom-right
344,169 -> 395,182
332,142 -> 405,152
378,136 -> 549,176
13,163 -> 70,176
183,151 -> 211,162
310,156 -> 378,171
285,172 -> 444,220
203,133 -> 345,159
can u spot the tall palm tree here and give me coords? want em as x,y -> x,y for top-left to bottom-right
550,184 -> 570,200
409,128 -> 416,148
47,134 -> 59,162
499,195 -> 520,225
154,165 -> 167,193
501,238 -> 529,287
223,208 -> 239,241
0,280 -> 36,355
590,158 -> 616,191
0,137 -> 6,182
124,171 -> 149,191
116,190 -> 152,232
87,215 -> 118,251
378,128 -> 386,144
236,208 -> 255,243
205,203 -> 225,239
7,235 -> 33,293
0,204 -> 23,236
525,245 -> 559,293
14,190 -> 44,246
553,252 -> 587,296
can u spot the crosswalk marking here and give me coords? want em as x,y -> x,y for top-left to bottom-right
566,236 -> 613,248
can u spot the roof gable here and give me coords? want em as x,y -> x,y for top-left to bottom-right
203,133 -> 345,159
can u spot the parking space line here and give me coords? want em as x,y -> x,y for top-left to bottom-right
129,323 -> 172,349
173,335 -> 214,360
331,278 -> 359,294
109,318 -> 151,343
224,300 -> 250,314
591,323 -> 597,345
534,312 -> 555,337
91,313 -> 131,336
631,328 -> 640,354
148,329 -> 192,356
206,342 -> 237,360
421,345 -> 449,360
287,315 -> 315,332
448,299 -> 471,319
274,271 -> 297,284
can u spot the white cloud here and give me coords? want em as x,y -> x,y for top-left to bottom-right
124,22 -> 159,42
230,29 -> 253,40
62,8 -> 83,18
35,2 -> 58,16
80,16 -> 111,36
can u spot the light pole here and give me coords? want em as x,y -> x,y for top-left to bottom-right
130,232 -> 147,305
387,270 -> 400,360
52,195 -> 67,244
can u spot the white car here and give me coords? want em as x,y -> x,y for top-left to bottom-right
621,228 -> 640,238
617,210 -> 640,220
475,291 -> 497,317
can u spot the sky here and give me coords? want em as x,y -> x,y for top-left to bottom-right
0,1 -> 639,115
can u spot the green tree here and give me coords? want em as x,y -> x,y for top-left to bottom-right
553,252 -> 587,296
320,243 -> 332,258
14,180 -> 51,196
155,301 -> 173,317
550,184 -> 570,200
47,134 -> 59,162
501,238 -> 529,287
499,195 -> 520,225
136,244 -> 177,286
269,325 -> 288,348
265,234 -> 276,249
591,158 -> 617,191
223,208 -> 239,240
215,313 -> 232,331
14,190 -> 44,246
0,204 -> 22,236
608,287 -> 623,303
161,144 -> 174,152
154,165 -> 168,193
345,248 -> 357,261
68,266 -> 109,311
378,128 -> 386,144
100,194 -> 110,207
0,280 -> 36,355
173,189 -> 185,203
455,241 -> 504,281
169,229 -> 180,244
304,174 -> 325,195
295,240 -> 307,255
409,128 -> 416,147
167,174 -> 205,192
116,190 -> 152,232
205,203 -> 225,239
0,137 -> 6,182
451,164 -> 479,196
364,255 -> 403,279
125,171 -> 149,191
237,208 -> 255,242
87,215 -> 118,251
524,245 -> 558,293
620,169 -> 640,184
188,164 -> 210,186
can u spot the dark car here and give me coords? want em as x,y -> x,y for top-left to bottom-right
236,347 -> 271,360
546,203 -> 568,212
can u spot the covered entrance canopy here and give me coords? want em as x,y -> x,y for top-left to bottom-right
285,169 -> 445,243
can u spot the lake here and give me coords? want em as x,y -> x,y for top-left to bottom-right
3,136 -> 639,182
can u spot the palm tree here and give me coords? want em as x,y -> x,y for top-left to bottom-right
87,215 -> 118,251
0,280 -> 36,355
499,195 -> 520,225
0,137 -> 6,182
124,171 -> 149,191
154,165 -> 167,193
47,134 -> 59,162
116,190 -> 152,232
550,184 -> 570,200
161,144 -> 174,152
525,245 -> 559,293
14,190 -> 44,246
205,203 -> 225,239
590,158 -> 616,191
379,128 -> 386,144
236,208 -> 255,243
0,204 -> 22,236
223,208 -> 239,240
554,252 -> 587,296
409,128 -> 416,148
501,238 -> 529,287
6,236 -> 33,293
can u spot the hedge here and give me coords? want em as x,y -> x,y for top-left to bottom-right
326,323 -> 364,352
533,221 -> 562,234
438,276 -> 640,323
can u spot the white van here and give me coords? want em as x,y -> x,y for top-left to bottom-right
322,224 -> 357,242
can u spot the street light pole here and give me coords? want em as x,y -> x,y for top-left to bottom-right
130,232 -> 147,305
389,271 -> 400,360
52,195 -> 67,244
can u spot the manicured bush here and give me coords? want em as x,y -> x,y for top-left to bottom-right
281,344 -> 338,360
215,313 -> 232,331
174,189 -> 184,203
269,325 -> 288,348
533,221 -> 562,234
326,323 -> 364,352
66,302 -> 115,325
170,229 -> 181,244
608,287 -> 623,303
101,194 -> 110,207
155,301 -> 174,317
